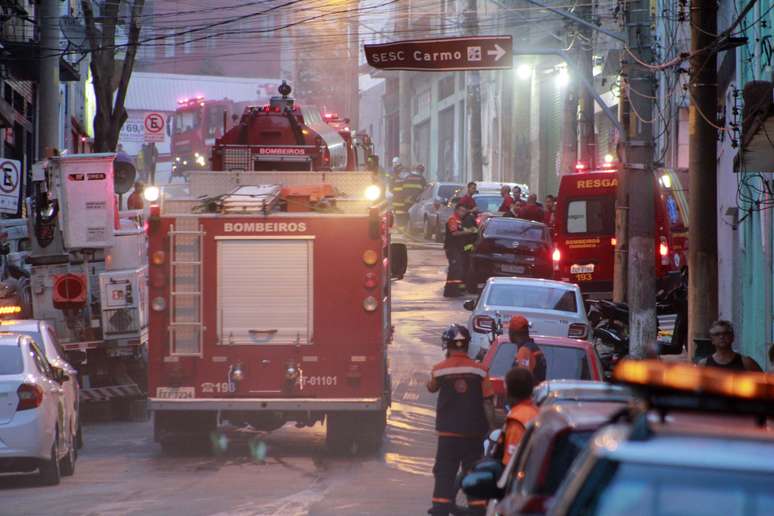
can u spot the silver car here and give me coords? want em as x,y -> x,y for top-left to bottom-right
0,334 -> 77,485
463,277 -> 590,358
406,182 -> 463,239
0,320 -> 81,450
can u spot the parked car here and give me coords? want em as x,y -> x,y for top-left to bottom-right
548,361 -> 774,516
0,319 -> 81,449
406,182 -> 463,239
482,335 -> 604,417
493,401 -> 627,515
430,191 -> 511,242
464,277 -> 590,357
0,334 -> 77,485
468,217 -> 553,289
532,379 -> 631,407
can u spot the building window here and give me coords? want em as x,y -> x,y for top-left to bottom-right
164,31 -> 175,57
183,29 -> 193,54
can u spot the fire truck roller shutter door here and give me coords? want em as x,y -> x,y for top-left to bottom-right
217,238 -> 313,345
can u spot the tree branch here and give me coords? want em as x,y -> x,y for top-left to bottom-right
112,0 -> 146,135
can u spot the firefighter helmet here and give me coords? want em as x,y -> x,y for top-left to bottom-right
442,324 -> 471,351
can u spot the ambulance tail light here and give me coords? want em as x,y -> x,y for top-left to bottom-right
52,274 -> 88,310
568,323 -> 588,339
659,237 -> 669,265
473,315 -> 495,333
574,162 -> 587,172
552,248 -> 561,271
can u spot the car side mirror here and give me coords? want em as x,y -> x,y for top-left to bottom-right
390,243 -> 407,279
463,299 -> 477,311
52,366 -> 68,383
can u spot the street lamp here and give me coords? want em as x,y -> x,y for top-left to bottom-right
516,64 -> 532,80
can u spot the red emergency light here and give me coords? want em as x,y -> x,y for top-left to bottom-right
574,162 -> 587,171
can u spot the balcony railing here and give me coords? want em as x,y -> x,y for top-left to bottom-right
0,17 -> 39,45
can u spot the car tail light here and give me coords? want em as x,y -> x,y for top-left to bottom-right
552,248 -> 561,271
473,315 -> 495,333
568,323 -> 588,339
17,383 -> 44,411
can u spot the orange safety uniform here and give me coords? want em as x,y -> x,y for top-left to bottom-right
428,351 -> 493,515
501,399 -> 538,465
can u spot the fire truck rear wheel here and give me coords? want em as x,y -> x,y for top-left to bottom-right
326,410 -> 386,455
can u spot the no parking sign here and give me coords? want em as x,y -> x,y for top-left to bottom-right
0,159 -> 22,215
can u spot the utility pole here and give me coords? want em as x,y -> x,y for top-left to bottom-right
613,96 -> 630,303
621,0 -> 657,357
397,0 -> 411,167
464,0 -> 483,181
576,2 -> 595,167
349,2 -> 360,131
559,40 -> 579,176
38,0 -> 60,157
688,0 -> 718,358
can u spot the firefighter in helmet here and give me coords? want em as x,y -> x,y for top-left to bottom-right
427,324 -> 494,515
508,315 -> 547,384
444,204 -> 477,297
394,163 -> 427,227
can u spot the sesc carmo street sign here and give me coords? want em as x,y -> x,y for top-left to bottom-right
364,36 -> 512,72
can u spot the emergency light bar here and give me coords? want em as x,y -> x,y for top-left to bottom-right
613,359 -> 774,420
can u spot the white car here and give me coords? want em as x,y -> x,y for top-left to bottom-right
464,277 -> 590,358
0,320 -> 81,450
0,334 -> 77,485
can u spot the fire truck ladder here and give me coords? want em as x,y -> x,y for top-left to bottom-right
168,219 -> 204,356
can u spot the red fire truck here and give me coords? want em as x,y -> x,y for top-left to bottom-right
552,169 -> 681,297
210,82 -> 377,173
146,168 -> 404,452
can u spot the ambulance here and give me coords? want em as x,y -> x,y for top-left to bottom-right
552,169 -> 681,297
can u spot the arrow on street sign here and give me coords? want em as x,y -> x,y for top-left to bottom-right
364,36 -> 513,72
487,44 -> 506,62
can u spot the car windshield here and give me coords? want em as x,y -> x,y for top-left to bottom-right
475,195 -> 503,212
541,430 -> 594,495
485,284 -> 578,312
566,197 -> 615,235
174,109 -> 199,133
573,461 -> 774,516
438,185 -> 460,200
0,346 -> 23,374
489,342 -> 591,380
484,218 -> 547,241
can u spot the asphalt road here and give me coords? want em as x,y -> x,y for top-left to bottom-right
0,244 -> 465,516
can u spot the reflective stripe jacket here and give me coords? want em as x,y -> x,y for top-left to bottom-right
429,352 -> 494,436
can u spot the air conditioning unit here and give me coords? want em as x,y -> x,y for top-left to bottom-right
99,267 -> 148,339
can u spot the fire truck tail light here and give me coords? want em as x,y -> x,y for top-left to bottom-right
363,296 -> 378,312
151,251 -> 166,266
364,272 -> 377,289
659,237 -> 669,265
552,248 -> 561,271
151,297 -> 166,312
364,184 -> 381,201
363,249 -> 378,266
143,186 -> 160,202
611,237 -> 617,247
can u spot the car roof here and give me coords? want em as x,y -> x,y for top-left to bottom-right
492,335 -> 593,351
485,277 -> 580,290
0,333 -> 28,346
537,401 -> 627,431
593,423 -> 774,472
0,319 -> 41,332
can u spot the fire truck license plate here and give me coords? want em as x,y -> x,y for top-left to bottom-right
156,387 -> 195,399
570,264 -> 595,274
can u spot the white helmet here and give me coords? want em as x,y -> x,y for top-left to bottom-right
392,156 -> 401,167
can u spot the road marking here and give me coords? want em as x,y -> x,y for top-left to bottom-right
402,392 -> 419,401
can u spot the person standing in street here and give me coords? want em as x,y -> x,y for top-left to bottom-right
508,315 -> 547,384
700,320 -> 762,371
458,182 -> 478,211
127,182 -> 145,210
444,204 -> 476,297
543,194 -> 557,228
501,367 -> 538,465
498,185 -> 514,213
397,164 -> 427,226
517,194 -> 545,222
427,324 -> 495,516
